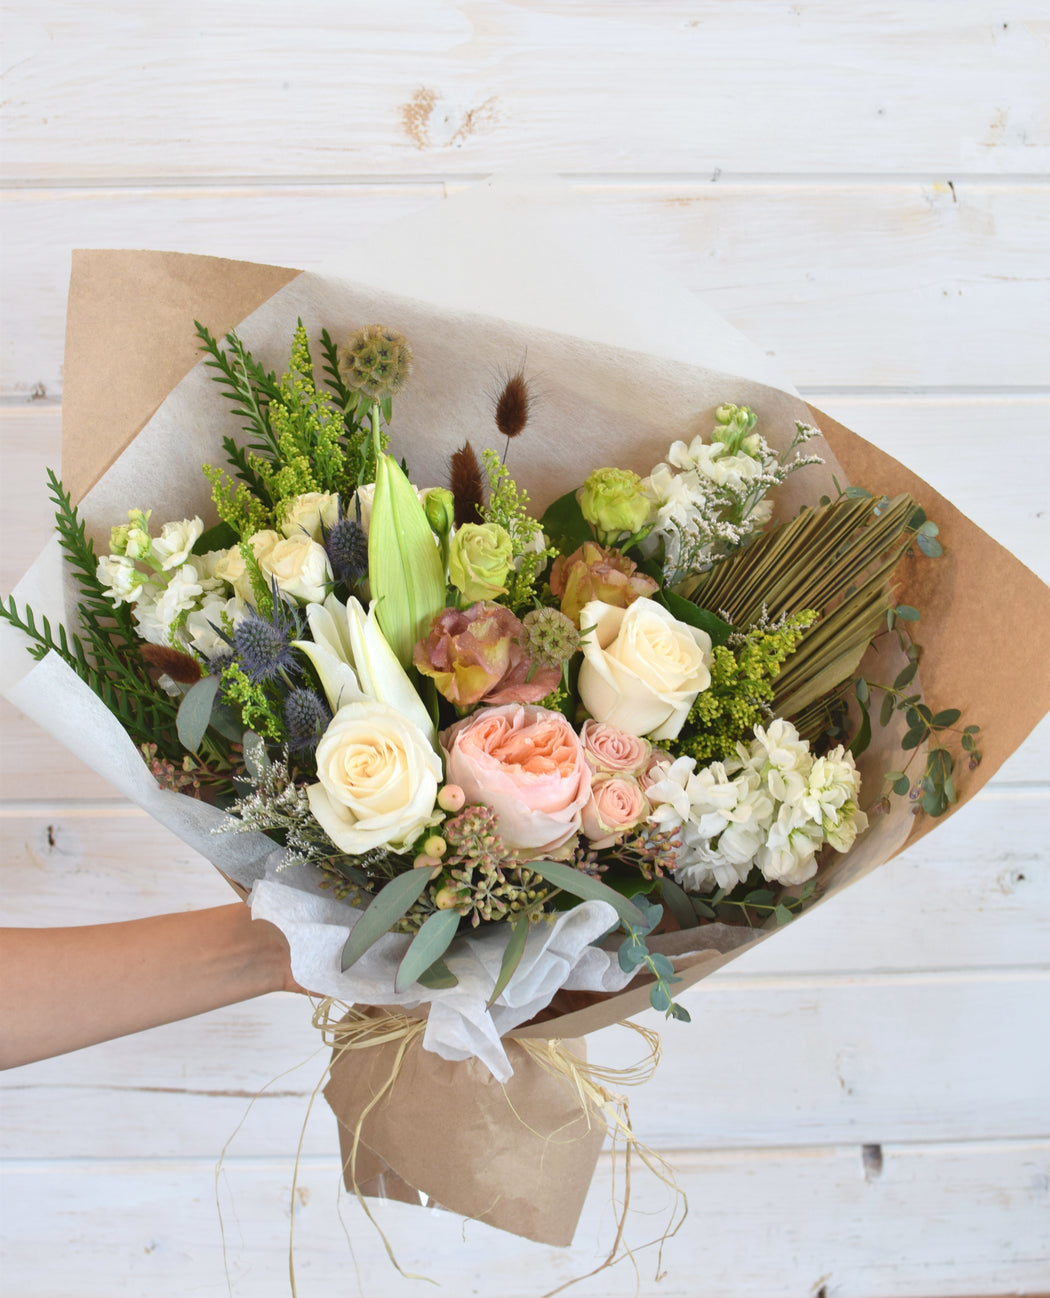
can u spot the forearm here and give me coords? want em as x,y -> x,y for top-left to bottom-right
0,904 -> 294,1069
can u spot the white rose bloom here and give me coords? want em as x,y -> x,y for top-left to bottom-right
185,594 -> 248,661
307,701 -> 442,854
96,554 -> 144,606
152,516 -> 204,570
251,530 -> 333,605
578,597 -> 712,741
211,546 -> 256,604
279,492 -> 340,541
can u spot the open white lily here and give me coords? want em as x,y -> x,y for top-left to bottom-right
345,595 -> 436,746
296,593 -> 437,748
293,596 -> 368,714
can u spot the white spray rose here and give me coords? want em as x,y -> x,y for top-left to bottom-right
307,701 -> 442,854
279,492 -> 340,541
211,546 -> 256,604
250,529 -> 333,605
577,597 -> 712,740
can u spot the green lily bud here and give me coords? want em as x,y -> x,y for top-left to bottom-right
368,453 -> 447,668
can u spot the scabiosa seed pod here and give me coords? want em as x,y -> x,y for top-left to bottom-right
231,604 -> 300,684
336,324 -> 413,400
324,515 -> 369,586
494,369 -> 531,439
283,688 -> 332,754
521,607 -> 581,669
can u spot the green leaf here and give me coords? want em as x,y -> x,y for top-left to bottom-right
176,675 -> 221,753
659,587 -> 733,646
193,519 -> 240,556
892,774 -> 911,796
922,788 -> 948,816
850,702 -> 872,758
340,869 -> 433,971
668,1003 -> 692,1023
901,726 -> 926,751
855,677 -> 870,706
918,520 -> 939,537
528,859 -> 647,928
774,903 -> 794,926
649,982 -> 673,1013
395,909 -> 461,993
618,941 -> 648,972
964,724 -> 981,736
799,879 -> 817,901
895,604 -> 920,622
916,534 -> 943,558
659,876 -> 701,930
539,489 -> 592,555
415,958 -> 459,990
487,914 -> 532,1008
648,952 -> 675,979
880,691 -> 896,728
892,664 -> 918,695
743,888 -> 776,908
844,485 -> 873,499
693,899 -> 717,919
931,708 -> 961,729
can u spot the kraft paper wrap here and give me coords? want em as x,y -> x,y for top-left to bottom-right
34,242 -> 1050,1245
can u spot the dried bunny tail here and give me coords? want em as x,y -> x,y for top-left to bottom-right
494,367 -> 532,440
449,439 -> 486,529
139,643 -> 204,684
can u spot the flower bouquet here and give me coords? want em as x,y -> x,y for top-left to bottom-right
4,209 -> 1050,1264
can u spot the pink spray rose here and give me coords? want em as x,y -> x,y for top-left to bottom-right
413,602 -> 560,708
581,775 -> 649,849
579,718 -> 651,777
441,704 -> 592,853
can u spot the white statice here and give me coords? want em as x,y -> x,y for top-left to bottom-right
152,516 -> 204,570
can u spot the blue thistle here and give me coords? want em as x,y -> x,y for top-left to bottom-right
284,688 -> 332,753
231,597 -> 302,684
324,515 -> 369,586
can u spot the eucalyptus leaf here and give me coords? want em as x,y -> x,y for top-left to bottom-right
744,888 -> 775,908
529,859 -> 646,928
618,941 -> 648,973
487,913 -> 532,1008
649,982 -> 673,1013
892,774 -> 911,796
648,952 -> 676,979
176,674 -> 221,753
659,876 -> 700,930
916,534 -> 943,558
931,708 -> 961,729
416,958 -> 459,990
880,691 -> 896,728
395,909 -> 461,993
340,868 -> 432,971
850,702 -> 872,758
894,662 -> 918,690
895,605 -> 920,621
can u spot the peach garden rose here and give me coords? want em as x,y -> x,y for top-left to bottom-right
441,704 -> 592,854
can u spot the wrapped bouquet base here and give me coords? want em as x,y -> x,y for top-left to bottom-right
323,1006 -> 612,1247
4,189 -> 1050,1272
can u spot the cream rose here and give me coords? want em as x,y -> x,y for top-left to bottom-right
307,701 -> 442,854
279,491 -> 340,541
251,529 -> 333,605
577,597 -> 712,741
579,719 -> 651,777
441,704 -> 591,854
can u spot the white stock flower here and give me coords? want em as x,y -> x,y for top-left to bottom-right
307,701 -> 442,854
185,594 -> 248,661
96,554 -> 144,606
154,564 -> 204,628
152,517 -> 204,570
577,597 -> 712,740
279,492 -> 340,541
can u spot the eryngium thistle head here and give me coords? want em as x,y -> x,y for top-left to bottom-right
283,688 -> 332,753
231,602 -> 300,684
337,325 -> 413,400
521,607 -> 581,669
324,516 -> 369,586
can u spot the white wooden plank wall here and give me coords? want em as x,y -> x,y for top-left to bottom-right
1,5 -> 1048,1296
